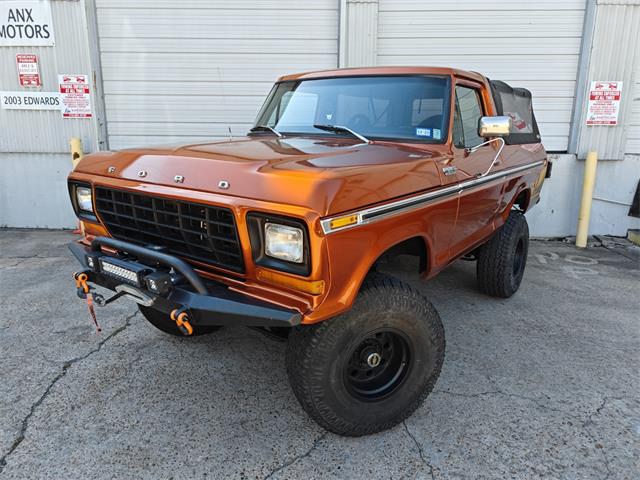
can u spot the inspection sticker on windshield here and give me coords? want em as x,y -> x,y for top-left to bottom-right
415,128 -> 432,138
433,129 -> 441,140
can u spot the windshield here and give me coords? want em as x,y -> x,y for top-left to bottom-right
253,75 -> 451,143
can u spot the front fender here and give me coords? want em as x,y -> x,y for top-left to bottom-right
305,214 -> 437,324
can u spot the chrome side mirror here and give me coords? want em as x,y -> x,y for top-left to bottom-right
478,116 -> 511,137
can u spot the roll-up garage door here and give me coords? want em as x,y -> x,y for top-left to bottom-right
95,1 -> 338,150
377,0 -> 586,151
628,63 -> 640,154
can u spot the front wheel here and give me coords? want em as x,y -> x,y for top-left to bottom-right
285,274 -> 445,436
476,210 -> 529,298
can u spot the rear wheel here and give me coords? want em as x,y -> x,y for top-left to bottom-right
476,210 -> 529,298
286,274 -> 445,436
138,305 -> 221,336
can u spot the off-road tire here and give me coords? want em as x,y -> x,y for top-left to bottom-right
476,210 -> 529,298
285,273 -> 445,436
138,305 -> 221,336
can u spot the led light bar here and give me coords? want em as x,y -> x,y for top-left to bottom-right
98,257 -> 146,286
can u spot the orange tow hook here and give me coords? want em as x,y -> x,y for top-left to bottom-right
170,309 -> 193,336
74,272 -> 101,333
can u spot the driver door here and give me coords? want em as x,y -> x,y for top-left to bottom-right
449,83 -> 503,258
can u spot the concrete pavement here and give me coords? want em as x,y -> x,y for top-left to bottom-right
0,230 -> 638,479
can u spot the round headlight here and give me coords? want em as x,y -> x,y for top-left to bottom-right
76,186 -> 93,213
264,223 -> 304,263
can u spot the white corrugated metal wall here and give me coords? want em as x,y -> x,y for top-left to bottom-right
0,0 -> 98,228
95,0 -> 339,150
576,0 -> 640,159
627,47 -> 640,154
585,0 -> 640,235
376,0 -> 586,152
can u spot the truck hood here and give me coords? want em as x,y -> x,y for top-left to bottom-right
75,136 -> 444,216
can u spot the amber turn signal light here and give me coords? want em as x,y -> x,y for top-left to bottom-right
329,214 -> 359,230
257,269 -> 325,295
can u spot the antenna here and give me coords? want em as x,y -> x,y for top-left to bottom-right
228,126 -> 232,141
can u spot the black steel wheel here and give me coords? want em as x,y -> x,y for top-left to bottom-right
344,329 -> 411,401
286,273 -> 445,436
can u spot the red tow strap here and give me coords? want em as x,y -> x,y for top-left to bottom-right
75,273 -> 102,333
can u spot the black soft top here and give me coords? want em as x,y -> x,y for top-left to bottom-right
489,80 -> 541,145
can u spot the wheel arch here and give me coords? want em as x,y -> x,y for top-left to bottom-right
513,188 -> 531,212
367,235 -> 430,276
308,221 -> 437,324
499,185 -> 531,225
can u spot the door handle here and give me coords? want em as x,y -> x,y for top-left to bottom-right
442,165 -> 457,176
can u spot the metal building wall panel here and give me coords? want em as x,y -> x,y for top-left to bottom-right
342,0 -> 379,67
94,1 -> 339,150
98,0 -> 334,9
377,0 -> 587,152
0,153 -> 76,228
628,68 -> 640,153
0,0 -> 98,154
577,1 -> 640,158
378,0 -> 586,10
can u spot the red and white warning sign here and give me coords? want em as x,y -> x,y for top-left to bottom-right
586,81 -> 623,126
58,74 -> 92,118
16,53 -> 40,87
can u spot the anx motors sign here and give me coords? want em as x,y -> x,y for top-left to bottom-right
0,1 -> 55,46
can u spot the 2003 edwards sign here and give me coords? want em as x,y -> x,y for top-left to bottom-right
1,91 -> 60,110
0,1 -> 55,46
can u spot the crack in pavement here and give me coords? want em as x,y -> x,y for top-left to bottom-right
2,259 -> 37,269
403,420 -> 436,480
592,236 -> 639,262
1,255 -> 67,269
0,310 -> 138,474
436,389 -> 570,416
438,389 -> 629,480
263,431 -> 328,480
582,397 -> 613,480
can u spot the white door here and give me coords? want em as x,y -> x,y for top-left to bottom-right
377,0 -> 587,151
96,0 -> 339,149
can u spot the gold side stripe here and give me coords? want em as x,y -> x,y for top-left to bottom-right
320,161 -> 545,234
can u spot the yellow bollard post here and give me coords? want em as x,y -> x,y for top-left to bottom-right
70,137 -> 83,170
576,151 -> 598,248
70,137 -> 84,235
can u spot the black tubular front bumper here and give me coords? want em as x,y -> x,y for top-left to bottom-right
69,236 -> 301,328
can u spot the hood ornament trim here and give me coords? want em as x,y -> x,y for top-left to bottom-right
174,175 -> 184,184
137,170 -> 147,178
218,180 -> 230,190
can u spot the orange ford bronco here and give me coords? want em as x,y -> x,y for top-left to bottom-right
68,67 -> 548,436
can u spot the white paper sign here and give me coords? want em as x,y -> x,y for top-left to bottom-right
0,1 -> 55,46
586,81 -> 623,126
0,91 -> 60,110
59,74 -> 92,118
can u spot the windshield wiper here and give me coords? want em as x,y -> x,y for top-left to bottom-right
249,125 -> 282,137
313,124 -> 371,144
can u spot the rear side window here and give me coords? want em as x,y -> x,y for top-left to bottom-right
489,80 -> 541,144
453,85 -> 484,148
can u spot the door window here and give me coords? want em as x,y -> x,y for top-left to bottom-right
453,86 -> 484,148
